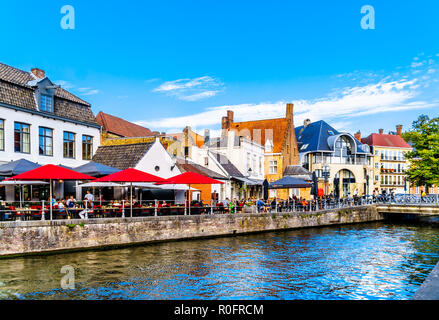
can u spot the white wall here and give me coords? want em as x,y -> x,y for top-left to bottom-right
0,107 -> 100,167
135,138 -> 181,179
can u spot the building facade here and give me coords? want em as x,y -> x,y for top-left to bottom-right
221,103 -> 300,199
361,126 -> 412,194
295,119 -> 373,198
0,63 -> 101,201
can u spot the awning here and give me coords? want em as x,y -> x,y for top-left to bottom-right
78,182 -> 124,188
0,180 -> 49,185
269,176 -> 312,189
231,176 -> 264,186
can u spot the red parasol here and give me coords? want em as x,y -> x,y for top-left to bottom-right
6,164 -> 94,219
157,172 -> 224,215
93,168 -> 165,217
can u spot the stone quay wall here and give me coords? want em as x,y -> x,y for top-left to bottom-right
0,205 -> 384,258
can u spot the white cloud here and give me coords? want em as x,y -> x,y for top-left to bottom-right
55,80 -> 74,89
411,61 -> 425,68
138,77 -> 436,135
78,87 -> 99,96
153,76 -> 223,101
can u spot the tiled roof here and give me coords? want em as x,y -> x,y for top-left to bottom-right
210,152 -> 245,178
228,118 -> 287,153
361,133 -> 412,149
295,120 -> 370,154
176,158 -> 227,180
96,112 -> 154,137
0,62 -> 98,126
92,143 -> 154,170
283,165 -> 312,181
0,62 -> 90,106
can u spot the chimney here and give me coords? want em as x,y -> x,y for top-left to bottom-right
354,131 -> 361,141
396,125 -> 402,136
379,129 -> 384,134
227,110 -> 234,124
286,103 -> 294,120
31,68 -> 45,79
303,119 -> 311,127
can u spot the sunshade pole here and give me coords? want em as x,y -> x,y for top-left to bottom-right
130,182 -> 133,218
188,184 -> 191,216
49,179 -> 53,220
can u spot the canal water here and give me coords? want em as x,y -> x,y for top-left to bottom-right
0,221 -> 439,300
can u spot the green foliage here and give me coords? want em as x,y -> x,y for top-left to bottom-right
66,224 -> 76,230
403,115 -> 439,187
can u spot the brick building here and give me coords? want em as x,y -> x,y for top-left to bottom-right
221,103 -> 300,199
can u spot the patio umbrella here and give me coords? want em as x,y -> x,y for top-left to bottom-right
156,172 -> 224,215
0,159 -> 41,176
78,181 -> 124,206
311,172 -> 319,198
92,168 -> 165,217
263,179 -> 269,201
6,164 -> 94,220
0,180 -> 48,207
269,176 -> 312,189
75,162 -> 120,177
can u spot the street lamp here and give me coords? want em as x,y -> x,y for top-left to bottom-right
323,165 -> 330,196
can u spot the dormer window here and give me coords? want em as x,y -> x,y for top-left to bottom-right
40,94 -> 53,112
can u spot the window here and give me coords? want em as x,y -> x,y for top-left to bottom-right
39,127 -> 53,156
0,119 -> 4,151
14,122 -> 30,153
82,135 -> 93,160
40,94 -> 53,112
269,160 -> 278,174
63,132 -> 75,158
184,146 -> 189,158
204,157 -> 209,166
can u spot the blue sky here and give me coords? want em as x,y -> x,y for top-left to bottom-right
1,0 -> 438,137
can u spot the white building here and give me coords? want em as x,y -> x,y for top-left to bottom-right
92,138 -> 183,201
0,63 -> 101,201
179,129 -> 265,200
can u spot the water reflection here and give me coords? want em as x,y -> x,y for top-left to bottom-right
0,222 -> 438,300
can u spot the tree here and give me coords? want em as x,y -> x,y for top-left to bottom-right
402,115 -> 439,188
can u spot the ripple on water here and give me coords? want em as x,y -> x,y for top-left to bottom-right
1,222 -> 439,300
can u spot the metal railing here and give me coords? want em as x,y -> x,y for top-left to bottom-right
1,194 -> 437,222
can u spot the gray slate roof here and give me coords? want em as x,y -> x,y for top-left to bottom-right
92,143 -> 154,170
210,152 -> 245,178
176,158 -> 227,180
283,165 -> 313,181
0,63 -> 98,126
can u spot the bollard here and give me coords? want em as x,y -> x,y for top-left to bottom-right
154,199 -> 158,217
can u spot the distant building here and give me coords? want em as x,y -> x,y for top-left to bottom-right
361,126 -> 412,194
0,62 -> 101,201
295,119 -> 373,198
96,111 -> 179,152
221,103 -> 300,199
96,111 -> 155,139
